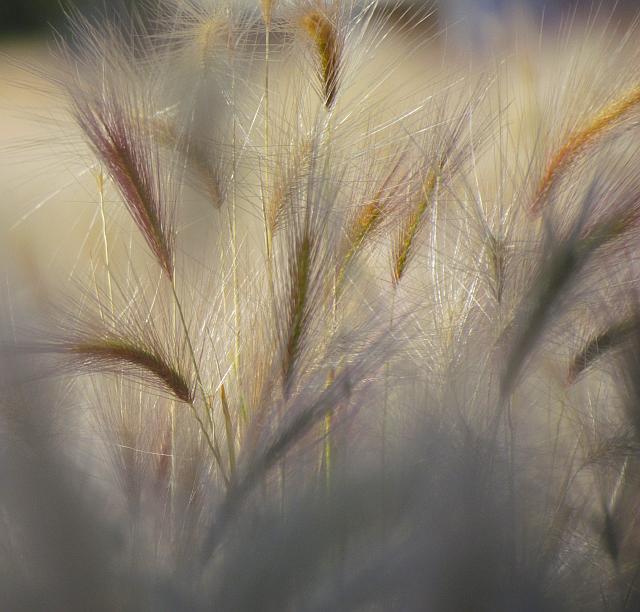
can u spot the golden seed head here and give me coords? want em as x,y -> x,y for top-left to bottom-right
301,10 -> 340,108
533,84 -> 640,214
260,0 -> 277,27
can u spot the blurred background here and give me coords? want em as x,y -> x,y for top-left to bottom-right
0,0 -> 140,34
0,0 -> 635,37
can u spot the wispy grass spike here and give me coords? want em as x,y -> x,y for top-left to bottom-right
532,84 -> 640,214
301,9 -> 342,109
282,228 -> 315,397
66,337 -> 193,403
568,318 -> 637,384
502,202 -> 639,397
61,24 -> 176,278
74,98 -> 174,277
338,151 -> 407,290
392,168 -> 438,285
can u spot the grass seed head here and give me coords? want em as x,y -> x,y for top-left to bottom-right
301,8 -> 342,109
60,24 -> 177,279
532,84 -> 640,214
68,338 -> 194,404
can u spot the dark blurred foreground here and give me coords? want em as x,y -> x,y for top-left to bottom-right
0,350 -> 569,611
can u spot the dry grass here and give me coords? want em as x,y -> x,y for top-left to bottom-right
301,8 -> 342,109
533,84 -> 640,214
5,1 -> 640,610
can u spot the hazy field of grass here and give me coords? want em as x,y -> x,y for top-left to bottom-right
4,1 -> 640,610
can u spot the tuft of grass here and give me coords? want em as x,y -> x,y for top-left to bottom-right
12,2 -> 640,610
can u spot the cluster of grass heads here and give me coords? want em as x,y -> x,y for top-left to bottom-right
7,0 -> 640,609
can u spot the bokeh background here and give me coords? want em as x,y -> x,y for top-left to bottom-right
1,0 -> 139,34
0,1 -> 634,36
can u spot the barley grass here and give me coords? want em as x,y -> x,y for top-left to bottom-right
568,318 -> 637,383
67,338 -> 194,403
301,8 -> 342,110
532,84 -> 640,214
8,2 -> 640,609
392,167 -> 438,284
